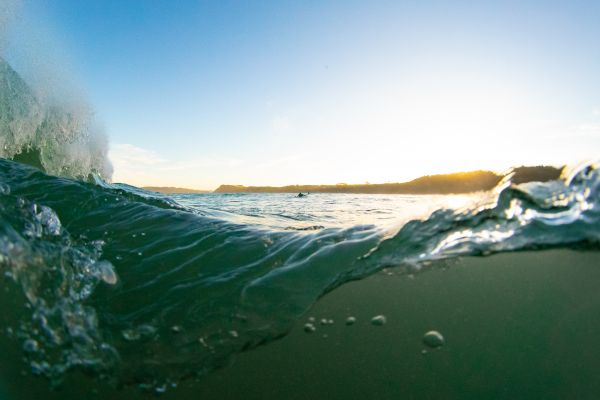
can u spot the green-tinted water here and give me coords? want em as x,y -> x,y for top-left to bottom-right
3,249 -> 600,399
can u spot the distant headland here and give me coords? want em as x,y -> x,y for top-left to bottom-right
213,166 -> 563,195
143,166 -> 561,194
142,186 -> 210,194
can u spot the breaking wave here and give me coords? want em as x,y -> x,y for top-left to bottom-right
0,58 -> 112,180
0,156 -> 598,392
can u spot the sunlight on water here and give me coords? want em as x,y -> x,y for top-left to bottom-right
172,192 -> 479,232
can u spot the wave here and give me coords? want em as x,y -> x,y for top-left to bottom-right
0,58 -> 112,180
0,157 -> 598,391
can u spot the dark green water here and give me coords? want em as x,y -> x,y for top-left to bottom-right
1,155 -> 600,397
2,249 -> 600,399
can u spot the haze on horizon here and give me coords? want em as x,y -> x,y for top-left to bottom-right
4,1 -> 600,190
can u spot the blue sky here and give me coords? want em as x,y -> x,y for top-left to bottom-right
6,0 -> 600,189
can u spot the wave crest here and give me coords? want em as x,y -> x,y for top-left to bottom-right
0,58 -> 112,180
0,158 -> 599,391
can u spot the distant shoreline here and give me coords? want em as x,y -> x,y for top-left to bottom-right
215,166 -> 563,194
142,186 -> 211,194
145,165 -> 562,194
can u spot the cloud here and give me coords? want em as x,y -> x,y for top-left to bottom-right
109,143 -> 167,167
108,143 -> 243,188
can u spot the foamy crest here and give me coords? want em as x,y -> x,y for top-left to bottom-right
0,57 -> 113,180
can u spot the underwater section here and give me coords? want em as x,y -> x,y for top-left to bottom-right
0,157 -> 599,391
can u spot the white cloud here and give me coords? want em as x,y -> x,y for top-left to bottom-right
108,143 -> 243,189
109,143 -> 167,166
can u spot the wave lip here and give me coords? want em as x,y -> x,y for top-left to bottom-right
0,58 -> 112,180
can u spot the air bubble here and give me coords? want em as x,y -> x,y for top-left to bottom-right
155,384 -> 167,395
23,339 -> 39,353
371,315 -> 387,326
95,261 -> 118,285
304,323 -> 316,333
171,325 -> 183,334
345,316 -> 356,325
423,330 -> 445,348
122,329 -> 140,341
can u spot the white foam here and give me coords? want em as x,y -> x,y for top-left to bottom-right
0,57 -> 113,180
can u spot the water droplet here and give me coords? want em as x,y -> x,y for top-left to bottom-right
304,323 -> 316,333
229,330 -> 238,338
308,317 -> 315,323
371,315 -> 387,326
320,318 -> 328,325
345,316 -> 356,325
423,330 -> 445,348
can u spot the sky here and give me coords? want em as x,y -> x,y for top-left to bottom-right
4,0 -> 600,189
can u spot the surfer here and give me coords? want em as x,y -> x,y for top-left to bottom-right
297,192 -> 305,198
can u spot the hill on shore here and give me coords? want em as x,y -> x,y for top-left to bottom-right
214,166 -> 563,195
142,186 -> 210,194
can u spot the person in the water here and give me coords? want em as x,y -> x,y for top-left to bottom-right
297,192 -> 305,198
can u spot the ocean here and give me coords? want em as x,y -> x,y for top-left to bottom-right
2,56 -> 600,399
1,157 -> 600,399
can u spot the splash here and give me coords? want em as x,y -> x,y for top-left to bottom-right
0,58 -> 112,179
